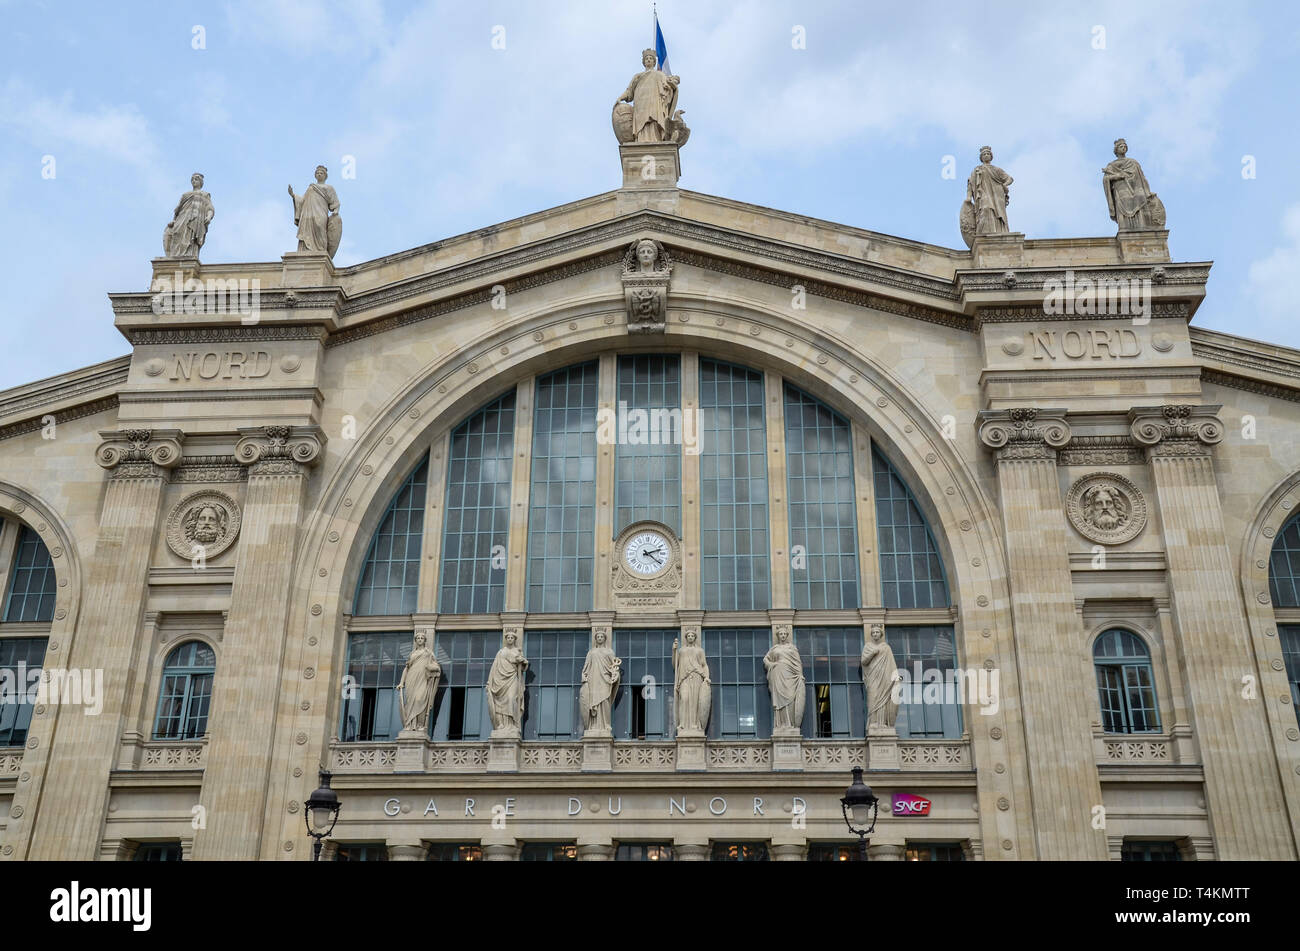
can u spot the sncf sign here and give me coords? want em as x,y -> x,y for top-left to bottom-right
892,793 -> 931,817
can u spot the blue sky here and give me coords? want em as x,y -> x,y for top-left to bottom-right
2,0 -> 1299,389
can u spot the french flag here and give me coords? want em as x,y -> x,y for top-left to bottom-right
655,12 -> 671,74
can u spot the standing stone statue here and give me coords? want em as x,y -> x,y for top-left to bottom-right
162,173 -> 214,258
487,631 -> 528,737
287,165 -> 341,258
764,627 -> 806,735
612,48 -> 689,146
672,629 -> 711,736
1102,138 -> 1166,232
396,631 -> 441,734
861,624 -> 901,732
960,146 -> 1014,247
579,630 -> 622,736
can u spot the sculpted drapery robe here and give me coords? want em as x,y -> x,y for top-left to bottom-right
397,644 -> 440,733
861,637 -> 901,728
163,188 -> 213,257
966,161 -> 1013,235
764,640 -> 806,731
673,641 -> 711,733
293,182 -> 339,254
619,67 -> 678,142
1103,156 -> 1157,230
580,644 -> 621,733
487,643 -> 528,731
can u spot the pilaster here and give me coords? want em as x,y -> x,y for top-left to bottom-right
977,408 -> 1108,859
192,425 -> 324,860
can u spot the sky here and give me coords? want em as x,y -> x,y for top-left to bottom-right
1,0 -> 1299,389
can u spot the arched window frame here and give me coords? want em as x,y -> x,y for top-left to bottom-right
1093,628 -> 1161,735
352,456 -> 429,617
152,639 -> 217,740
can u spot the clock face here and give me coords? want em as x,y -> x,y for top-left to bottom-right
624,530 -> 671,576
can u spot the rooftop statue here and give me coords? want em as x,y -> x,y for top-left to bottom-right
959,146 -> 1013,248
613,48 -> 690,147
1103,138 -> 1166,232
288,165 -> 342,258
162,173 -> 214,258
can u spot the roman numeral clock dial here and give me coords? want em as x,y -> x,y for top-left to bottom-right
623,529 -> 671,576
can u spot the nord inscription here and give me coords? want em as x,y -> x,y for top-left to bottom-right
1029,328 -> 1141,360
168,350 -> 272,381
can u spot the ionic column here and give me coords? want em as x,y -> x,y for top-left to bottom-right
191,425 -> 323,860
27,430 -> 183,860
978,409 -> 1108,860
1130,405 -> 1294,859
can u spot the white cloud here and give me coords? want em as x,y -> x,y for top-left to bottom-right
0,78 -> 159,170
1245,202 -> 1300,339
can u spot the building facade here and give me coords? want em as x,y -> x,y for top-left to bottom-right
1,117 -> 1299,862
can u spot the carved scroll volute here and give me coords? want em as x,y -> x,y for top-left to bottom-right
96,428 -> 185,473
977,408 -> 1071,460
234,425 -> 324,473
1128,404 -> 1223,451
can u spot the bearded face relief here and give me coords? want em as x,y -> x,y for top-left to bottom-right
166,490 -> 242,560
1066,473 -> 1146,545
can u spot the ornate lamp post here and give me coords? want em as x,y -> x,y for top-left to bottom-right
304,769 -> 341,861
840,765 -> 879,861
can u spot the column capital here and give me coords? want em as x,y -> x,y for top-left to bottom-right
96,428 -> 184,478
234,425 -> 325,474
1128,404 -> 1223,458
977,408 -> 1070,461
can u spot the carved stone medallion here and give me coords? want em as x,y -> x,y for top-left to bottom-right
166,489 -> 242,559
1065,472 -> 1146,545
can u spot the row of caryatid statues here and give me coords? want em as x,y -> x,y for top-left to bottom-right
159,165 -> 343,261
959,138 -> 1166,247
394,625 -> 903,740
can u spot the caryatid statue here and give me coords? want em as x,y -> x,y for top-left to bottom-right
487,630 -> 529,737
579,630 -> 622,736
612,48 -> 689,146
396,631 -> 441,734
960,146 -> 1014,247
764,626 -> 806,735
1102,138 -> 1166,232
287,165 -> 341,259
162,172 -> 214,258
672,629 -> 711,736
861,624 -> 901,732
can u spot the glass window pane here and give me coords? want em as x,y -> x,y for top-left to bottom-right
354,459 -> 428,616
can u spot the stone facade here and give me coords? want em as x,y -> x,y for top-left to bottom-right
1,138 -> 1298,862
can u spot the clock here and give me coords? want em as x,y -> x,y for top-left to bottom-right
623,528 -> 672,576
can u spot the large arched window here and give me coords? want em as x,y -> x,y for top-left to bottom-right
0,521 -> 55,747
1267,514 -> 1300,717
353,458 -> 428,616
153,641 -> 216,740
1093,629 -> 1160,734
4,524 -> 56,622
340,351 -> 958,745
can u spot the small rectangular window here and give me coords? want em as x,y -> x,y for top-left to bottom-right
709,842 -> 769,861
427,843 -> 483,861
335,843 -> 389,862
519,842 -> 578,861
905,842 -> 966,861
133,842 -> 183,861
0,637 -> 47,746
615,842 -> 674,861
1121,840 -> 1182,862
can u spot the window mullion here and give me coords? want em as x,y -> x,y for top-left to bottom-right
854,427 -> 883,607
417,436 -> 450,614
680,353 -> 701,609
764,371 -> 791,609
0,519 -> 21,615
594,353 -> 617,611
504,378 -> 535,613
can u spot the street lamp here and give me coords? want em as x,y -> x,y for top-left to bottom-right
840,765 -> 879,861
304,769 -> 341,862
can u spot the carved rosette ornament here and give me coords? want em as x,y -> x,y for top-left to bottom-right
621,239 -> 672,334
96,429 -> 184,480
234,425 -> 324,475
977,408 -> 1071,462
165,489 -> 243,559
1065,472 -> 1147,545
1128,404 -> 1223,459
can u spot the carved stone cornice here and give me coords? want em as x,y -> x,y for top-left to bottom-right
1128,404 -> 1223,459
96,428 -> 184,480
977,408 -> 1071,462
234,425 -> 324,475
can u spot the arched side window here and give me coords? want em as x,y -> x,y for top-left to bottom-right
1267,513 -> 1300,719
4,524 -> 56,622
354,457 -> 429,616
784,384 -> 859,610
153,641 -> 216,740
527,363 -> 598,613
439,391 -> 516,614
1093,629 -> 1160,734
872,448 -> 949,609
